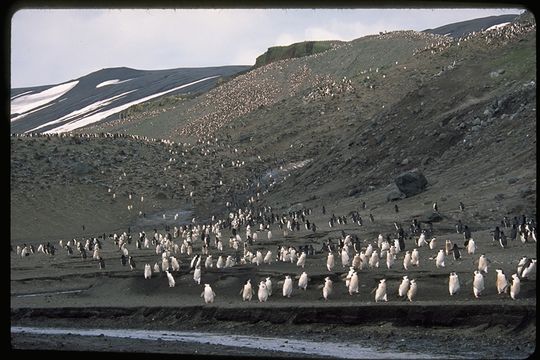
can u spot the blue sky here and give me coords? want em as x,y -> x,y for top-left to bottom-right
11,7 -> 525,88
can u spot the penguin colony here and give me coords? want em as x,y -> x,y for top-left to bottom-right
12,196 -> 536,304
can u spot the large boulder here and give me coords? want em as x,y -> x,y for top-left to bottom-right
386,188 -> 406,202
394,169 -> 428,197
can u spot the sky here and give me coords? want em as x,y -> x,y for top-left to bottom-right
10,7 -> 526,88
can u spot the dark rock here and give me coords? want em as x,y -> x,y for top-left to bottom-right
72,162 -> 95,175
348,188 -> 362,197
494,194 -> 505,201
394,169 -> 428,197
507,177 -> 519,184
387,189 -> 406,202
155,192 -> 168,200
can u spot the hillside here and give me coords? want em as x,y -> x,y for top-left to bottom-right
423,13 -> 520,37
10,65 -> 250,134
254,40 -> 343,68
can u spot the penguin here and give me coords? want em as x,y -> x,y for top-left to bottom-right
411,248 -> 419,267
398,275 -> 410,297
521,259 -> 536,279
445,240 -> 452,256
297,252 -> 307,268
348,271 -> 359,295
459,201 -> 465,212
265,277 -> 273,297
240,279 -> 254,301
257,281 -> 269,302
298,272 -> 309,290
216,255 -> 225,269
499,232 -> 508,249
201,284 -> 216,303
144,264 -> 152,279
369,250 -> 379,268
326,252 -> 335,272
205,255 -> 213,268
449,272 -> 460,295
417,233 -> 427,247
322,277 -> 333,301
403,251 -> 412,271
193,266 -> 202,285
165,270 -> 176,287
433,202 -> 438,212
341,248 -> 350,267
477,254 -> 489,273
162,257 -> 170,272
98,256 -> 106,270
153,262 -> 160,273
128,256 -> 136,271
435,249 -> 445,268
282,275 -> 293,297
467,238 -> 476,255
510,274 -> 520,300
407,279 -> 417,301
495,269 -> 509,294
429,237 -> 437,250
517,256 -> 530,277
452,244 -> 461,261
386,250 -> 394,269
170,256 -> 181,272
264,250 -> 273,264
473,270 -> 485,298
374,279 -> 388,302
190,254 -> 201,270
394,204 -> 399,213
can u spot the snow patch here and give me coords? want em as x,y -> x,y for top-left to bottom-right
96,78 -> 133,88
486,22 -> 511,31
10,80 -> 79,117
44,75 -> 220,133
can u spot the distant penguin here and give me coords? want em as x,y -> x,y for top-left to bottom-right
517,256 -> 529,278
144,264 -> 152,279
445,240 -> 452,256
201,284 -> 216,303
193,266 -> 202,284
407,279 -> 417,301
128,256 -> 136,270
521,259 -> 536,279
499,232 -> 508,248
374,279 -> 388,302
323,277 -> 333,301
348,271 -> 359,295
386,250 -> 394,269
436,249 -> 445,268
510,274 -> 520,300
98,256 -> 105,269
429,237 -> 437,250
298,272 -> 309,290
496,269 -> 509,294
449,272 -> 460,295
341,248 -> 350,267
411,248 -> 419,267
216,255 -> 225,269
365,243 -> 373,258
153,262 -> 160,273
326,252 -> 335,272
477,254 -> 489,273
473,270 -> 485,298
369,250 -> 379,268
403,251 -> 412,271
297,252 -> 307,268
240,279 -> 254,301
433,202 -> 438,212
162,257 -> 170,272
452,244 -> 461,260
265,277 -> 273,296
459,201 -> 465,212
398,276 -> 410,297
258,281 -> 269,302
417,233 -> 427,247
170,256 -> 180,272
467,238 -> 476,255
166,271 -> 175,287
282,275 -> 293,297
205,255 -> 213,268
264,250 -> 273,264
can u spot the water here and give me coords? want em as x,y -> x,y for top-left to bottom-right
14,289 -> 86,298
11,326 -> 459,359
